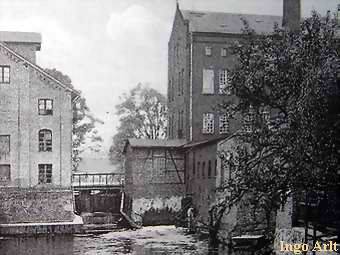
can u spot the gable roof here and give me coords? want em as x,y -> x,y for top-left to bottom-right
181,10 -> 282,34
0,41 -> 80,98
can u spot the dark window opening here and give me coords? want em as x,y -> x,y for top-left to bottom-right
0,66 -> 10,83
39,129 -> 52,152
38,164 -> 52,184
38,99 -> 53,115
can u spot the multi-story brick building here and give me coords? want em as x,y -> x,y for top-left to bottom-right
168,1 -> 300,224
0,31 -> 82,232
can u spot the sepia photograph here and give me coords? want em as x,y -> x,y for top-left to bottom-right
0,0 -> 339,254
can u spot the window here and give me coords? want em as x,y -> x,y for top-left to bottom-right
205,46 -> 212,56
0,135 -> 10,156
39,129 -> 52,152
221,48 -> 227,57
0,165 -> 10,182
178,110 -> 184,138
0,66 -> 10,83
202,162 -> 205,179
38,99 -> 53,115
202,69 -> 214,94
192,155 -> 195,177
181,69 -> 184,95
214,159 -> 217,177
202,113 -> 214,134
168,80 -> 172,102
208,160 -> 212,178
261,107 -> 270,123
219,114 -> 229,134
243,106 -> 255,133
197,161 -> 201,179
219,69 -> 232,95
38,164 -> 52,184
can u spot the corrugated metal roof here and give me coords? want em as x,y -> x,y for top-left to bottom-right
181,10 -> 282,34
127,138 -> 187,148
0,31 -> 41,44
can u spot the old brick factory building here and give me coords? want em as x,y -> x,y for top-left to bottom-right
124,0 -> 304,237
0,31 -> 82,234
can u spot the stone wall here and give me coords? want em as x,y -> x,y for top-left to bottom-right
0,188 -> 75,223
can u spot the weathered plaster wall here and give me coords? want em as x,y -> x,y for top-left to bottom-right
132,196 -> 182,225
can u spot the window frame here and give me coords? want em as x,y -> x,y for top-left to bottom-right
38,129 -> 52,152
221,48 -> 227,57
205,46 -> 212,56
38,99 -> 53,115
0,164 -> 11,182
0,135 -> 10,155
0,66 -> 10,84
218,69 -> 232,95
38,164 -> 52,184
202,113 -> 214,134
202,69 -> 215,94
243,106 -> 255,133
219,114 -> 229,134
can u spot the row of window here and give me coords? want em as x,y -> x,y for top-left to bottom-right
168,69 -> 185,102
205,46 -> 228,57
202,107 -> 270,134
0,164 -> 52,184
203,69 -> 232,95
1,131 -> 53,153
190,159 -> 217,180
169,68 -> 232,102
202,113 -> 229,134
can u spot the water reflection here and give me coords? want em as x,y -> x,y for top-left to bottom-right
0,236 -> 74,255
0,226 -> 213,255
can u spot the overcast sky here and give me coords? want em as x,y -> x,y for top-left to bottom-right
0,0 -> 338,154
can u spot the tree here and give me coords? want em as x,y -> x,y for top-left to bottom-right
209,11 -> 340,252
109,83 -> 167,165
45,68 -> 104,171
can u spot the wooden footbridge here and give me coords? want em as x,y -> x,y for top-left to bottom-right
72,172 -> 124,191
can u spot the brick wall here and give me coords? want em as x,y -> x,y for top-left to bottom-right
0,188 -> 75,223
191,34 -> 241,142
168,7 -> 189,140
186,142 -> 218,223
124,145 -> 185,225
0,41 -> 73,188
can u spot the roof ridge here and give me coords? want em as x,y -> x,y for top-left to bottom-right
181,9 -> 282,18
0,41 -> 80,96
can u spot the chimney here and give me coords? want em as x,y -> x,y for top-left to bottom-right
282,0 -> 301,32
0,31 -> 41,63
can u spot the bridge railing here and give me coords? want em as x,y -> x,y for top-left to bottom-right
72,173 -> 125,188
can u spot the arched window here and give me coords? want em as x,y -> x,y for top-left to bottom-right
39,129 -> 52,152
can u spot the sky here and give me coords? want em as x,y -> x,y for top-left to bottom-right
0,0 -> 338,155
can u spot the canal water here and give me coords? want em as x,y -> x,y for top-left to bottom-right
0,226 -> 220,255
